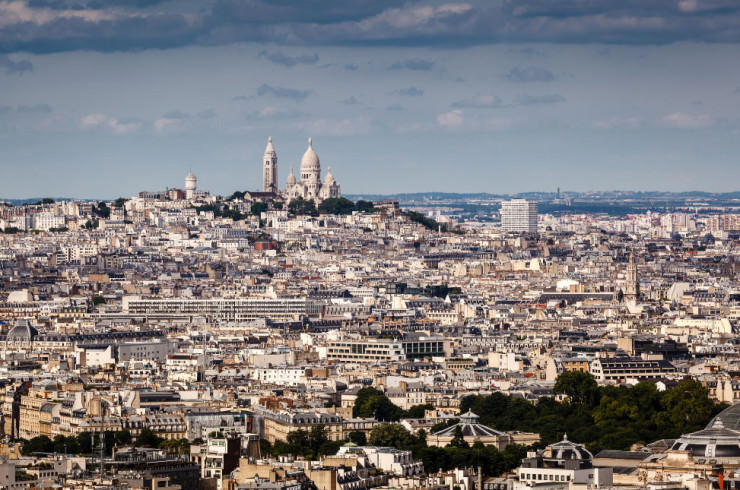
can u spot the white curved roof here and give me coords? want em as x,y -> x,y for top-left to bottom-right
300,137 -> 320,174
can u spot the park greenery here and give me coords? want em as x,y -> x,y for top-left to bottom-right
462,372 -> 726,453
19,429 -> 190,457
19,373 -> 725,478
404,210 -> 463,233
287,197 -> 377,217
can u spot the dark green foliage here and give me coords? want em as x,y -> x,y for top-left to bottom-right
318,197 -> 357,215
41,198 -> 55,204
260,439 -> 272,456
115,430 -> 132,446
250,202 -> 268,216
461,376 -> 725,454
355,200 -> 376,213
404,210 -> 460,233
447,426 -> 469,448
93,202 -> 110,218
113,197 -> 128,208
92,296 -> 106,305
353,387 -> 405,421
195,203 -> 249,221
553,371 -> 600,406
366,423 -> 525,477
431,419 -> 459,433
288,198 -> 318,217
77,432 -> 93,454
83,220 -> 99,230
49,227 -> 69,232
404,404 -> 435,419
4,227 -> 21,233
347,431 -> 367,446
22,436 -> 53,455
271,425 -> 341,460
136,428 -> 163,448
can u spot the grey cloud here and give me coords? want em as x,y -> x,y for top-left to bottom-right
16,103 -> 53,113
197,109 -> 217,119
344,63 -> 359,71
516,94 -> 566,105
386,104 -> 403,111
259,50 -> 319,67
257,84 -> 312,101
0,103 -> 52,114
0,55 -> 33,75
505,66 -> 556,82
397,87 -> 424,97
339,96 -> 360,105
452,95 -> 503,108
389,59 -> 436,71
4,0 -> 740,54
210,0 -> 400,24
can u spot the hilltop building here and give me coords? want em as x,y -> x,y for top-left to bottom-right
261,137 -> 341,203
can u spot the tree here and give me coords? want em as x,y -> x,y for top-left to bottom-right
353,387 -> 405,421
447,426 -> 469,448
22,436 -> 53,455
318,197 -> 356,215
554,371 -> 600,407
355,200 -> 376,213
368,423 -> 416,450
41,198 -> 55,204
83,220 -> 99,230
94,202 -> 110,219
77,432 -> 93,454
251,202 -> 268,216
347,431 -> 367,446
404,404 -> 434,419
288,198 -> 317,217
136,428 -> 163,448
92,296 -> 106,305
113,197 -> 128,208
115,430 -> 132,446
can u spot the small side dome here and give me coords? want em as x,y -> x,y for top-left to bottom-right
324,166 -> 335,184
286,167 -> 297,185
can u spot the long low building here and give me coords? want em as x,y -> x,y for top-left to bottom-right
589,357 -> 677,382
122,296 -> 314,321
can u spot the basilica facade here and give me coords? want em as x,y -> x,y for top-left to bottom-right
262,137 -> 341,203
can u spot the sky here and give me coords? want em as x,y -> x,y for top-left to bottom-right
1,0 -> 740,199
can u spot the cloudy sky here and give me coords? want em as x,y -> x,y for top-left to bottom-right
1,0 -> 740,199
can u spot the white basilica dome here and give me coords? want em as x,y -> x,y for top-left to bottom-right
300,137 -> 321,176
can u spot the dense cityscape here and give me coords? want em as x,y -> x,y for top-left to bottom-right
3,0 -> 740,489
0,136 -> 739,489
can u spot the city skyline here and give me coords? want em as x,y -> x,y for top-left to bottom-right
2,1 -> 740,198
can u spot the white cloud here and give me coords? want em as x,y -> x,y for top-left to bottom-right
593,117 -> 644,129
81,113 -> 140,134
660,112 -> 714,129
436,109 -> 464,128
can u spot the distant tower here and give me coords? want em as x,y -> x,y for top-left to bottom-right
185,171 -> 197,199
625,252 -> 640,301
263,136 -> 278,194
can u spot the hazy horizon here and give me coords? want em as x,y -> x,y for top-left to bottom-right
2,1 -> 740,198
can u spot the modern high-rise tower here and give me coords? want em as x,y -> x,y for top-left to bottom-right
262,136 -> 278,194
501,199 -> 538,233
